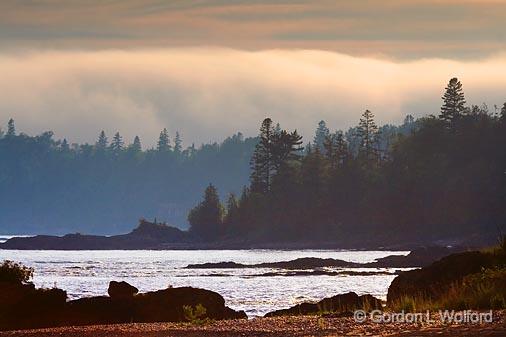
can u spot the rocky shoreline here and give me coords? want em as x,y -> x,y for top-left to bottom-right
0,220 -> 491,251
1,312 -> 504,337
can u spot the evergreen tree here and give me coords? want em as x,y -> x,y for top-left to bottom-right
500,102 -> 506,122
357,109 -> 379,164
188,184 -> 224,239
174,131 -> 182,154
224,193 -> 239,225
131,135 -> 141,152
250,118 -> 275,194
60,138 -> 70,152
271,129 -> 303,170
96,130 -> 108,150
313,120 -> 330,153
323,131 -> 348,170
440,77 -> 466,125
157,128 -> 171,152
110,132 -> 124,154
6,118 -> 15,137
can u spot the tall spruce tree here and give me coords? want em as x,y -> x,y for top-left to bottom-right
357,109 -> 379,164
157,128 -> 171,152
250,118 -> 275,194
313,120 -> 330,153
110,132 -> 124,154
131,135 -> 141,152
174,131 -> 182,154
440,77 -> 466,125
6,118 -> 15,137
96,130 -> 108,150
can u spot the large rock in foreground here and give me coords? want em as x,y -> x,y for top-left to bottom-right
0,281 -> 246,331
387,251 -> 496,305
264,292 -> 382,317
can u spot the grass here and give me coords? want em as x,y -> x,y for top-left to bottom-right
389,237 -> 506,312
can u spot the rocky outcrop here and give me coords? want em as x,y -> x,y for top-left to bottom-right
185,247 -> 465,270
264,292 -> 382,317
387,251 -> 496,305
108,281 -> 138,299
0,220 -> 191,250
0,280 -> 246,331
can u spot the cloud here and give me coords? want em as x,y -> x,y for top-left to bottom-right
1,1 -> 506,59
0,48 -> 506,147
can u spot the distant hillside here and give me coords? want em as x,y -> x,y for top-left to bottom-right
0,127 -> 256,234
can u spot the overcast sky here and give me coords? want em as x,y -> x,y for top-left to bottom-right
1,0 -> 506,146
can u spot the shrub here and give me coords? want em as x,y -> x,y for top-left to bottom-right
0,260 -> 33,284
183,304 -> 207,324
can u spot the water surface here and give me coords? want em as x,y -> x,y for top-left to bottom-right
0,249 -> 409,317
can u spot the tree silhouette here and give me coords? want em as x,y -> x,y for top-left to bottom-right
323,131 -> 348,169
174,131 -> 182,154
157,128 -> 171,152
110,132 -> 124,155
130,135 -> 142,152
500,102 -> 506,123
250,118 -> 275,194
313,120 -> 330,153
440,77 -> 466,126
188,183 -> 224,239
6,118 -> 15,137
357,109 -> 379,165
96,130 -> 108,150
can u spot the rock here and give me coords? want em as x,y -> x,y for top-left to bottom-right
387,251 -> 495,305
108,281 -> 138,299
264,292 -> 382,317
0,282 -> 67,330
0,282 -> 245,331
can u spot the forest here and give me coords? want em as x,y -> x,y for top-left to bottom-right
0,123 -> 256,234
1,77 -> 505,244
188,78 -> 506,245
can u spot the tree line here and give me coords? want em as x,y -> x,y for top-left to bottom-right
0,123 -> 256,234
188,78 -> 506,245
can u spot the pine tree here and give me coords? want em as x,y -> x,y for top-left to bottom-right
61,138 -> 70,152
188,184 -> 224,239
174,131 -> 182,154
110,132 -> 124,154
224,193 -> 239,225
440,77 -> 466,125
313,120 -> 330,153
96,130 -> 108,150
6,118 -> 15,137
500,102 -> 506,123
357,109 -> 379,164
323,131 -> 348,169
130,135 -> 142,152
250,118 -> 274,194
157,128 -> 171,152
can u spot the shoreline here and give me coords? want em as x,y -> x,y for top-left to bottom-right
1,312 -> 504,337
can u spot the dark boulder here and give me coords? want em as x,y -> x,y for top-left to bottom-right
387,251 -> 495,305
64,286 -> 246,325
0,282 -> 67,330
108,281 -> 138,299
264,292 -> 382,317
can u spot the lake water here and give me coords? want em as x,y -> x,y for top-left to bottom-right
0,249 -> 410,317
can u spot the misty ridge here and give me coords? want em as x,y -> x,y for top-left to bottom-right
0,77 -> 505,245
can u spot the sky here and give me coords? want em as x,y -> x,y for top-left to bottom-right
1,0 -> 506,146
